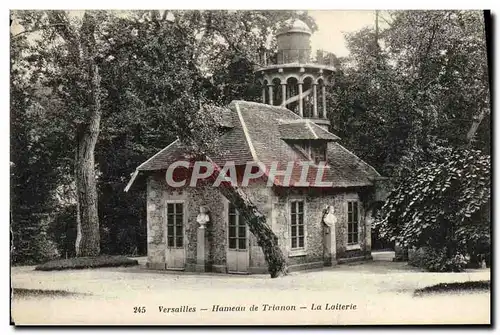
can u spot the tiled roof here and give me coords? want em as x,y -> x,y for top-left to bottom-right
233,101 -> 379,187
278,120 -> 340,141
137,140 -> 186,171
311,123 -> 342,141
130,100 -> 381,189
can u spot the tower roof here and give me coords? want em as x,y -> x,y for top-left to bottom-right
277,19 -> 312,36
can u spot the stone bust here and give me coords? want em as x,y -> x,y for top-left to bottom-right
323,205 -> 337,227
196,206 -> 210,229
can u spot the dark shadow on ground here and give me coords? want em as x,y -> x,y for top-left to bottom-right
414,280 -> 490,297
12,288 -> 90,298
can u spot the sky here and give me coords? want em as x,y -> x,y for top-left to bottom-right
309,10 -> 379,57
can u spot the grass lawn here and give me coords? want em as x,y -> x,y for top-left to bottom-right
414,280 -> 490,296
35,255 -> 139,271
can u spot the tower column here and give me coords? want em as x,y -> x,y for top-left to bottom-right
313,84 -> 318,118
322,84 -> 327,119
268,84 -> 274,105
298,82 -> 303,117
281,83 -> 287,106
261,87 -> 266,104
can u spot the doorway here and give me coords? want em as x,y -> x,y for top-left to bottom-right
226,203 -> 249,274
165,201 -> 186,270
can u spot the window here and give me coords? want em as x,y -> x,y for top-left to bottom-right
166,202 -> 184,248
290,200 -> 305,249
310,142 -> 327,164
228,204 -> 247,250
347,201 -> 359,245
294,140 -> 327,164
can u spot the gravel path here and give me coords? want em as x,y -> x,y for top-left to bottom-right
11,261 -> 490,325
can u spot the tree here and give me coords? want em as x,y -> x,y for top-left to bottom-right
10,25 -> 68,263
329,10 -> 490,177
47,11 -> 104,256
161,95 -> 289,277
375,146 -> 490,271
330,10 -> 491,271
13,10 -> 110,256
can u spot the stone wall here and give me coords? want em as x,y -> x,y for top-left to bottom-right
271,188 -> 371,270
146,171 -> 372,273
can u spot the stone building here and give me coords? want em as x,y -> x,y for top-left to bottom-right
125,19 -> 388,274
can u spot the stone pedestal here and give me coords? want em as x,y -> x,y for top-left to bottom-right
323,225 -> 337,266
330,226 -> 337,265
196,226 -> 206,272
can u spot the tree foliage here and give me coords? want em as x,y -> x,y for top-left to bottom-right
375,146 -> 490,271
331,10 -> 491,271
10,28 -> 69,264
330,10 -> 490,177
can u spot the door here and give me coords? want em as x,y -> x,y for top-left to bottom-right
165,202 -> 185,270
227,203 -> 249,274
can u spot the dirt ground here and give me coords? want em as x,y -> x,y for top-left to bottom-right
10,259 -> 490,325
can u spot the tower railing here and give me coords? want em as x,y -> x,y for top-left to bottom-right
261,50 -> 337,67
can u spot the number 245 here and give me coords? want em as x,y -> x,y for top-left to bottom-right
134,306 -> 146,313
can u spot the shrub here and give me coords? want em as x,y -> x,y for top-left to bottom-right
408,247 -> 427,268
32,231 -> 61,262
414,280 -> 490,296
376,147 -> 490,273
421,247 -> 468,272
11,213 -> 61,265
35,255 -> 138,271
47,205 -> 77,259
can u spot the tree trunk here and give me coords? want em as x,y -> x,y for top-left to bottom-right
204,157 -> 288,278
75,62 -> 102,257
74,12 -> 102,257
47,11 -> 103,257
466,107 -> 486,144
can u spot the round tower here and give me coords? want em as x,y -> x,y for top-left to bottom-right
256,19 -> 335,130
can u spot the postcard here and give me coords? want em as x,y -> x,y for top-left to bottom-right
10,9 -> 491,326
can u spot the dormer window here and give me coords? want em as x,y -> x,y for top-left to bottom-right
295,140 -> 327,164
278,119 -> 338,165
310,141 -> 327,164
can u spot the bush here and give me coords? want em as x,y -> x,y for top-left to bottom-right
376,147 -> 490,273
47,205 -> 77,259
408,247 -> 427,268
466,235 -> 491,268
11,213 -> 61,265
414,280 -> 490,296
421,247 -> 468,272
35,255 -> 138,271
32,231 -> 61,262
13,288 -> 85,298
